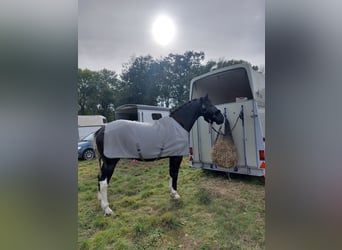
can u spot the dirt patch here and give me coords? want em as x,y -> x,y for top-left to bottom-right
199,175 -> 265,207
199,177 -> 244,198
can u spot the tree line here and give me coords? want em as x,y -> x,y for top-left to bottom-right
78,51 -> 260,121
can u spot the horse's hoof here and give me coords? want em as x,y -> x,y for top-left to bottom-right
104,207 -> 113,216
174,193 -> 181,200
171,192 -> 181,200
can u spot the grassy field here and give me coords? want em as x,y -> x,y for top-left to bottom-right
78,158 -> 265,250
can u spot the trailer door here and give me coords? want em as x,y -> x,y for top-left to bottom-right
195,100 -> 257,168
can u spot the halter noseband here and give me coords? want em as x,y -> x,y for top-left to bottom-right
201,103 -> 217,124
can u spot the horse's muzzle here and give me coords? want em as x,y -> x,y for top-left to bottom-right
213,111 -> 224,125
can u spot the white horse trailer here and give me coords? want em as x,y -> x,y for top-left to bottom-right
78,115 -> 107,139
115,104 -> 170,123
189,64 -> 265,176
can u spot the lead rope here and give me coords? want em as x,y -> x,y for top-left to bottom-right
211,110 -> 240,138
210,121 -> 224,137
210,123 -> 223,141
230,114 -> 240,131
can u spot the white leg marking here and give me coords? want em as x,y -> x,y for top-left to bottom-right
104,206 -> 113,216
99,179 -> 113,215
173,192 -> 181,200
169,177 -> 181,200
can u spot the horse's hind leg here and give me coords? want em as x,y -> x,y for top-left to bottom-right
98,158 -> 119,216
169,156 -> 183,200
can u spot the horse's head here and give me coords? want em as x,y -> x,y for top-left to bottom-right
200,94 -> 224,125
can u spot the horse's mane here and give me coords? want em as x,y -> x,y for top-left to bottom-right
170,98 -> 199,116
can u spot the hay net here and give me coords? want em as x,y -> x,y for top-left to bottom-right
211,112 -> 238,168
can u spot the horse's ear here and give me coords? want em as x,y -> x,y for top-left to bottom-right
200,94 -> 209,104
200,94 -> 209,105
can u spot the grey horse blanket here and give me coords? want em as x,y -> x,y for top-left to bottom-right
103,117 -> 189,159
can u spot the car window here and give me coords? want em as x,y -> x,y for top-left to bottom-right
81,133 -> 94,141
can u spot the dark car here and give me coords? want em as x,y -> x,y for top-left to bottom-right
78,132 -> 95,160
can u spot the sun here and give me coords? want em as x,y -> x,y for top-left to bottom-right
152,15 -> 175,46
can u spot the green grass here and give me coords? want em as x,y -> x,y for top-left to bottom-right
78,158 -> 265,249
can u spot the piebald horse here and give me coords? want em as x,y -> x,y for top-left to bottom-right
94,95 -> 224,215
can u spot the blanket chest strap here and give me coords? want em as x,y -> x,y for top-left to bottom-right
136,143 -> 145,161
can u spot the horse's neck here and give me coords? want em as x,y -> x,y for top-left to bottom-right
170,100 -> 201,132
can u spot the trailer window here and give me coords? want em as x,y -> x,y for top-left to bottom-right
116,112 -> 138,121
152,113 -> 162,120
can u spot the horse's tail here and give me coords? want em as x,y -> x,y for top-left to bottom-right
93,127 -> 103,172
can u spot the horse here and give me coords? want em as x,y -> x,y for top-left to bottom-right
94,95 -> 224,216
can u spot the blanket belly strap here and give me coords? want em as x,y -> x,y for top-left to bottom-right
136,143 -> 165,160
156,144 -> 165,160
136,143 -> 144,161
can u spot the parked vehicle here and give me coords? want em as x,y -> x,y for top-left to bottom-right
189,63 -> 265,176
78,115 -> 107,140
115,104 -> 170,123
78,132 -> 95,160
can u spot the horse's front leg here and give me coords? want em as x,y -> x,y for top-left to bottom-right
169,156 -> 183,200
98,158 -> 119,216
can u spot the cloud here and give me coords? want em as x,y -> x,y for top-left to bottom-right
78,0 -> 265,73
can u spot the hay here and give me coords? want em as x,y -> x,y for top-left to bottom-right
211,135 -> 238,168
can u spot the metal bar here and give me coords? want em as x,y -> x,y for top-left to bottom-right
240,105 -> 248,168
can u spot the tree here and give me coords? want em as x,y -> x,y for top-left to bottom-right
78,68 -> 99,115
120,55 -> 159,106
159,51 -> 205,107
78,68 -> 118,121
118,51 -> 207,108
78,52 -> 261,120
95,69 -> 120,120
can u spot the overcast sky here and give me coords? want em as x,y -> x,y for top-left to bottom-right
78,0 -> 264,74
